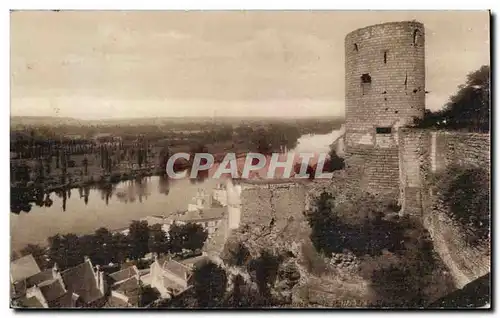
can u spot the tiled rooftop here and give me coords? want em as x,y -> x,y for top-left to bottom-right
158,258 -> 191,280
39,279 -> 66,302
11,254 -> 41,282
61,260 -> 103,305
109,266 -> 139,285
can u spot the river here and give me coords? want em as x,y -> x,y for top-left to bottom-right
10,129 -> 343,251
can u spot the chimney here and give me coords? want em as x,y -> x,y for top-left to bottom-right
52,262 -> 63,283
94,265 -> 106,295
52,262 -> 58,276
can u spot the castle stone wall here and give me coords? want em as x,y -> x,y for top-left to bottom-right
345,145 -> 400,195
398,129 -> 490,288
431,132 -> 490,172
344,21 -> 425,195
345,21 -> 425,135
239,182 -> 309,241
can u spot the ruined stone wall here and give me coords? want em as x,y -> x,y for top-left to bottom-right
240,182 -> 310,241
430,132 -> 490,171
398,129 -> 490,288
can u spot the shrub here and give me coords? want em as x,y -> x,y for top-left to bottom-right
307,191 -> 405,257
307,190 -> 456,307
192,260 -> 228,307
221,241 -> 251,267
247,249 -> 283,299
434,164 -> 490,241
359,219 -> 455,307
168,222 -> 208,254
328,147 -> 345,172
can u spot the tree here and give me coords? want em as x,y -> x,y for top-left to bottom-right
47,233 -> 83,270
222,241 -> 251,267
412,65 -> 490,132
99,146 -> 105,169
92,227 -> 114,265
159,147 -> 171,174
82,157 -> 88,176
250,128 -> 273,155
307,191 -> 404,257
436,165 -> 490,242
148,224 -> 169,256
168,222 -> 208,254
45,157 -> 52,175
60,151 -> 67,184
307,192 -> 342,254
36,158 -> 44,183
249,250 -> 282,301
359,225 -> 454,307
192,260 -> 228,307
223,274 -> 264,308
78,234 -> 97,263
327,147 -> 345,172
111,232 -> 131,264
128,221 -> 150,260
55,149 -> 60,169
19,244 -> 48,270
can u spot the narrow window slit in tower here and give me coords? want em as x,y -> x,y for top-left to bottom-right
354,43 -> 358,52
383,51 -> 387,64
376,127 -> 392,134
360,74 -> 371,95
361,74 -> 371,84
413,29 -> 420,45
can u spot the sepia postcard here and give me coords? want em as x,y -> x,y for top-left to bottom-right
9,10 -> 491,309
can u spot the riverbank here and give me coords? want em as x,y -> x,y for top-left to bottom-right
11,129 -> 341,250
11,161 -> 192,194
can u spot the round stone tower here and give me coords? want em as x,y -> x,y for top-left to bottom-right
343,21 -> 425,194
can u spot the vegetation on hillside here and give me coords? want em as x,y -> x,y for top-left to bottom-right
433,164 -> 490,243
14,221 -> 208,271
306,191 -> 455,307
411,65 -> 490,132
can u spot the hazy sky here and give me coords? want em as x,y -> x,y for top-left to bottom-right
10,11 -> 490,119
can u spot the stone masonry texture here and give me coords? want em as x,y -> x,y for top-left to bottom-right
345,21 -> 425,134
398,129 -> 490,288
240,182 -> 309,242
344,21 -> 425,195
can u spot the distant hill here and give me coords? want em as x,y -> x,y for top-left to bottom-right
10,116 -> 87,127
10,115 -> 345,128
